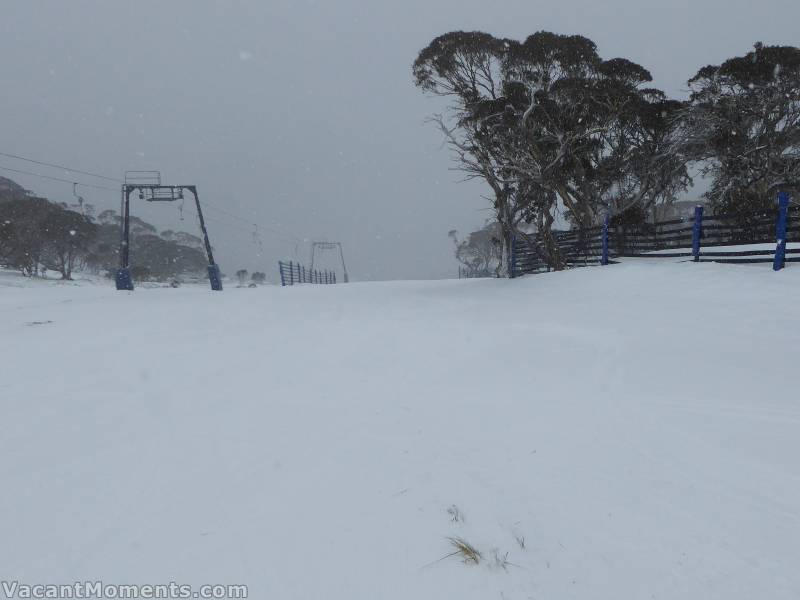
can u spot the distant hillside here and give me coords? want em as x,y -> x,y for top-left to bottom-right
0,176 -> 30,203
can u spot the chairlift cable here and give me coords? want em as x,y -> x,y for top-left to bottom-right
0,150 -> 123,182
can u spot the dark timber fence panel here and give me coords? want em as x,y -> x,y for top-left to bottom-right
278,261 -> 337,286
511,193 -> 798,277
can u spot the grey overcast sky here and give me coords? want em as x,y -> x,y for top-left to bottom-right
1,0 -> 798,280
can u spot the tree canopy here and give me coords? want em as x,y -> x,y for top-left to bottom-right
676,43 -> 800,218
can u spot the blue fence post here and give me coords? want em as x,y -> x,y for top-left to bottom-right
774,192 -> 790,271
691,205 -> 704,262
601,214 -> 610,266
279,262 -> 286,286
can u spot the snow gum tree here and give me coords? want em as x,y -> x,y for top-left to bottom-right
674,43 -> 800,221
415,31 -> 689,272
448,221 -> 502,277
39,204 -> 97,280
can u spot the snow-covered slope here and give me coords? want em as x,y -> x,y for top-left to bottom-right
2,263 -> 799,599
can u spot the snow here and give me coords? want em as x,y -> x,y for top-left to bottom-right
2,262 -> 799,599
646,241 -> 797,256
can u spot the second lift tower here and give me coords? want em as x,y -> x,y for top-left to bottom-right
310,241 -> 349,283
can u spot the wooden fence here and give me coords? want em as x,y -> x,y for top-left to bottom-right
278,260 -> 337,286
511,193 -> 798,277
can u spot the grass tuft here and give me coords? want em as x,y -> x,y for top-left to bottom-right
446,536 -> 482,564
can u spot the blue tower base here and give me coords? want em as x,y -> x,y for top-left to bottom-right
115,267 -> 134,291
208,264 -> 223,291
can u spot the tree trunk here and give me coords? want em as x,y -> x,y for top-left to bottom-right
538,210 -> 564,271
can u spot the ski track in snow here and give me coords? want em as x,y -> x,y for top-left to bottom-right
1,262 -> 799,599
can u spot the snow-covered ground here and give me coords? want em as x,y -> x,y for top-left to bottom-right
646,241 -> 797,256
2,262 -> 799,599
